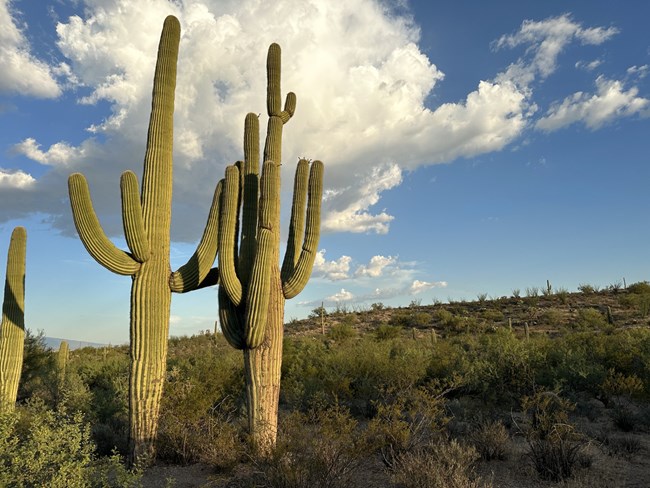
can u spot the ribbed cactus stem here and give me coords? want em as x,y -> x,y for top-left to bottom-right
67,16 -> 222,467
56,340 -> 69,397
0,227 -> 26,413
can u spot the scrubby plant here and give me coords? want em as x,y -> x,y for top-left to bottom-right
391,439 -> 492,488
0,227 -> 26,412
67,17 -> 221,465
375,323 -> 402,341
520,391 -> 588,482
470,419 -> 510,461
254,406 -> 368,488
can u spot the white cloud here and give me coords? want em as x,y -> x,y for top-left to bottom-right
312,250 -> 352,281
0,4 -> 639,239
409,279 -> 447,294
326,288 -> 354,303
13,138 -> 83,167
575,59 -> 602,71
536,76 -> 650,131
495,14 -> 618,85
0,169 -> 35,189
0,0 -> 60,98
355,255 -> 396,278
322,163 -> 402,234
627,65 -> 649,79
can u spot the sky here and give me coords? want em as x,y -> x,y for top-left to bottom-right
0,0 -> 649,345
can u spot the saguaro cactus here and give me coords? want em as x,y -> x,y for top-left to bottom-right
56,340 -> 69,400
68,16 -> 222,465
0,226 -> 27,412
218,43 -> 323,454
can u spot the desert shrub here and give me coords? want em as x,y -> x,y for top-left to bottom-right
470,419 -> 510,461
371,302 -> 385,311
575,308 -> 607,329
526,287 -> 540,298
17,329 -> 56,405
555,287 -> 569,304
309,305 -> 327,319
0,401 -> 141,487
328,322 -> 357,342
577,283 -> 596,294
368,387 -> 448,469
627,281 -> 650,295
607,435 -> 642,457
391,439 -> 492,488
157,334 -> 244,468
512,289 -> 521,299
539,309 -> 563,326
375,323 -> 402,341
255,406 -> 368,488
520,391 -> 588,482
433,309 -> 464,331
390,310 -> 431,328
480,309 -> 504,323
611,407 -> 637,432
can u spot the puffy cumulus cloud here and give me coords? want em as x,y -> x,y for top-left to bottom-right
495,14 -> 618,85
13,138 -> 84,167
0,0 -> 61,97
326,288 -> 354,303
1,3 -> 634,239
0,169 -> 35,189
409,279 -> 447,294
536,76 -> 650,131
312,250 -> 352,281
355,255 -> 396,278
322,164 -> 402,234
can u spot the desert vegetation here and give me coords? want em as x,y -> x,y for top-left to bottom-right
1,283 -> 650,486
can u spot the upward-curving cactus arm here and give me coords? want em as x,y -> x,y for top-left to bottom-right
68,173 -> 141,276
120,171 -> 150,263
169,179 -> 223,293
281,160 -> 323,299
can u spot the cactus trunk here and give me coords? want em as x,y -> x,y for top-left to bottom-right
0,227 -> 26,413
243,266 -> 284,451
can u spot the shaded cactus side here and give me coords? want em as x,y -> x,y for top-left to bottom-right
67,16 -> 222,465
217,43 -> 323,453
0,227 -> 27,412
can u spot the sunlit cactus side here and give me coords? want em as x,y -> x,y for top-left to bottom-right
218,42 -> 323,454
68,16 -> 222,466
56,340 -> 69,397
0,226 -> 27,413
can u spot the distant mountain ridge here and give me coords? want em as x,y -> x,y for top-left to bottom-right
44,337 -> 108,351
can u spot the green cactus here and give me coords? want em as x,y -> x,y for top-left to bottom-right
218,43 -> 323,454
0,227 -> 27,413
68,16 -> 222,465
56,340 -> 69,399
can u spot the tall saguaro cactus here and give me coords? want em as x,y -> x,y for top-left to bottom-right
68,16 -> 222,465
218,43 -> 323,454
0,226 -> 27,413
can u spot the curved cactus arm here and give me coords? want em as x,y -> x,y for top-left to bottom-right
170,179 -> 223,293
282,160 -> 323,299
120,171 -> 150,263
218,165 -> 243,305
218,287 -> 245,349
244,161 -> 279,348
280,159 -> 309,283
68,173 -> 140,276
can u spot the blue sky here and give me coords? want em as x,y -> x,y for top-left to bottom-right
0,0 -> 649,344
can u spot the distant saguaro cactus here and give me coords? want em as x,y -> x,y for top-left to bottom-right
0,227 -> 27,412
218,43 -> 323,454
56,340 -> 69,397
68,16 -> 222,465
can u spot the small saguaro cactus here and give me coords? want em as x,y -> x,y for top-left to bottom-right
218,43 -> 323,454
68,16 -> 222,465
56,340 -> 69,397
0,227 -> 27,412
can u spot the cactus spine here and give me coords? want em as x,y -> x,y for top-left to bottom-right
218,43 -> 323,454
0,227 -> 26,412
68,16 -> 222,465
